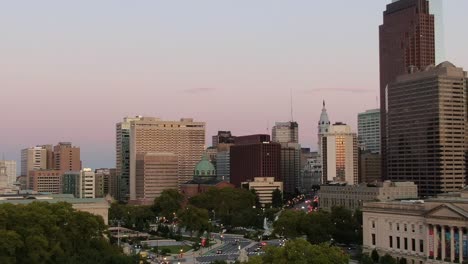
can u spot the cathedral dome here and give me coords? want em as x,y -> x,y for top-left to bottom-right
194,154 -> 216,181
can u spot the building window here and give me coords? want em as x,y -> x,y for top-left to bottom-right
389,236 -> 393,248
372,234 -> 376,246
397,237 -> 400,249
412,238 -> 416,251
412,224 -> 415,233
389,222 -> 393,230
419,240 -> 424,253
397,223 -> 400,231
404,224 -> 407,232
372,221 -> 375,228
404,237 -> 408,250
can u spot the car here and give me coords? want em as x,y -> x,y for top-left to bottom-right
216,249 -> 223,254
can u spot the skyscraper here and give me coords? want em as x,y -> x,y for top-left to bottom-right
272,121 -> 301,196
379,0 -> 435,179
230,135 -> 281,188
129,117 -> 205,201
392,0 -> 444,63
53,142 -> 81,172
321,123 -> 358,185
116,116 -> 143,201
21,146 -> 50,189
272,122 -> 298,144
358,109 -> 381,153
387,62 -> 467,196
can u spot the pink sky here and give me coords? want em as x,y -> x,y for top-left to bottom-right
1,1 -> 467,169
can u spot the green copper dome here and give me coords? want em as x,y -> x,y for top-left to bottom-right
194,153 -> 216,179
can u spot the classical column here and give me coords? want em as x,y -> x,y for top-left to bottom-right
451,226 -> 455,262
434,225 -> 439,259
460,228 -> 464,262
441,226 -> 446,260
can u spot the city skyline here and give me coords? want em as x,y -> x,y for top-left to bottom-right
1,1 -> 468,170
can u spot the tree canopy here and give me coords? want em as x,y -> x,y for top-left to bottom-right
254,239 -> 349,264
152,189 -> 184,220
0,202 -> 133,264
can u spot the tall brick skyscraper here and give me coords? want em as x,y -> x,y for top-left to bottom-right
379,0 -> 435,179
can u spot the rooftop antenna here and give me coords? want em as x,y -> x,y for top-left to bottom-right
267,120 -> 270,133
290,89 -> 294,122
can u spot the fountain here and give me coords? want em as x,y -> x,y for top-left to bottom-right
263,217 -> 272,236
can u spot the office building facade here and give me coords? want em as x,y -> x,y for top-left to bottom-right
28,170 -> 63,194
230,135 -> 281,187
380,0 -> 436,180
387,62 -> 467,196
134,152 -> 179,204
116,116 -> 143,201
241,177 -> 283,206
321,123 -> 359,185
319,181 -> 417,212
129,117 -> 205,200
358,109 -> 381,153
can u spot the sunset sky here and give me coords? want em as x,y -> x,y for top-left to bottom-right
1,1 -> 467,169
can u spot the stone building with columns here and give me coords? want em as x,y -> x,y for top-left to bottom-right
363,189 -> 468,263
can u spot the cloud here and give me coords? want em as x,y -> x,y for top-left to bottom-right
183,87 -> 216,94
301,88 -> 374,94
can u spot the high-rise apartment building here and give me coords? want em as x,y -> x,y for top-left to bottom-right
321,123 -> 358,185
129,117 -> 205,200
81,168 -> 95,199
53,142 -> 81,172
116,116 -> 143,201
380,0 -> 435,180
230,135 -> 281,187
134,152 -> 179,204
387,62 -> 467,196
94,168 -> 117,198
272,122 -> 298,144
21,146 -> 50,189
0,160 -> 17,186
358,109 -> 381,153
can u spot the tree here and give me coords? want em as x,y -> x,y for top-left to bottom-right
153,189 -> 184,220
262,239 -> 348,264
189,188 -> 256,226
271,188 -> 283,208
0,202 -> 133,264
360,254 -> 374,264
273,210 -> 305,238
398,258 -> 407,264
371,249 -> 380,263
251,189 -> 262,209
302,211 -> 334,244
179,206 -> 210,237
330,206 -> 360,244
380,254 -> 397,264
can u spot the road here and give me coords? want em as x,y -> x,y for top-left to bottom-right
195,235 -> 252,263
